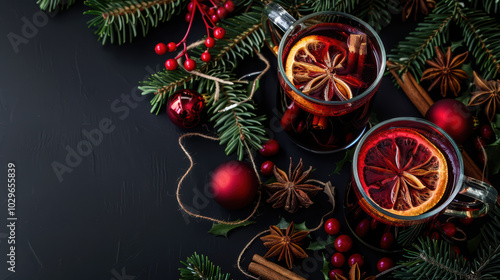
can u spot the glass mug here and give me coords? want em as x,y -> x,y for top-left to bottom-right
351,117 -> 498,228
263,3 -> 386,153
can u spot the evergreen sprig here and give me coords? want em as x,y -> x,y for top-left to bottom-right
352,0 -> 399,32
308,0 -> 358,14
37,0 -> 76,12
84,0 -> 184,45
468,0 -> 500,14
179,252 -> 232,280
472,206 -> 500,279
140,6 -> 265,114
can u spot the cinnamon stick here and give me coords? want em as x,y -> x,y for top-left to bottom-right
248,262 -> 290,280
252,254 -> 307,280
387,61 -> 489,183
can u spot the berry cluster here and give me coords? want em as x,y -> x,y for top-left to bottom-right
155,0 -> 234,71
258,139 -> 280,177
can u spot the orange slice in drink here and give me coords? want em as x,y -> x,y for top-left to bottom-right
357,128 -> 448,216
285,35 -> 365,102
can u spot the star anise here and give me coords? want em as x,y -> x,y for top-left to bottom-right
265,158 -> 322,213
420,46 -> 469,97
401,0 -> 436,22
260,222 -> 309,269
468,71 -> 500,122
335,263 -> 375,280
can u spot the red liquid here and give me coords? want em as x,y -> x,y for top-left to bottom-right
278,23 -> 381,152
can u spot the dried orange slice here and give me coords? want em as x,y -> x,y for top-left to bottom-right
285,35 -> 365,102
357,128 -> 448,216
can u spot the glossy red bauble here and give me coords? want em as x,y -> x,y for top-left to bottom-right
166,89 -> 205,128
380,232 -> 394,250
210,161 -> 258,210
155,43 -> 167,55
184,59 -> 196,71
347,253 -> 364,267
201,51 -> 211,63
328,269 -> 344,279
205,37 -> 216,48
260,160 -> 274,177
259,139 -> 280,157
355,219 -> 370,237
331,252 -> 345,267
324,218 -> 341,235
224,0 -> 235,13
425,99 -> 473,144
377,257 -> 394,272
165,58 -> 178,71
334,235 -> 353,253
214,27 -> 226,39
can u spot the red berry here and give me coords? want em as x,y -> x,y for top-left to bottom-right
324,218 -> 341,235
370,218 -> 379,230
187,1 -> 195,11
380,232 -> 394,250
184,59 -> 196,71
259,139 -> 280,157
211,14 -> 219,23
441,222 -> 456,238
208,7 -> 216,15
260,161 -> 274,177
155,43 -> 167,55
348,253 -> 364,267
331,252 -> 345,267
216,6 -> 227,19
355,219 -> 370,238
167,42 -> 177,52
452,245 -> 461,256
185,12 -> 192,22
205,37 -> 216,48
460,217 -> 473,226
328,269 -> 344,279
201,51 -> 211,62
224,0 -> 235,13
214,27 -> 226,39
480,124 -> 495,143
334,235 -> 353,253
165,59 -> 178,71
377,257 -> 394,272
430,231 -> 440,240
474,136 -> 486,151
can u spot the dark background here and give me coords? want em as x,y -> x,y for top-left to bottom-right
0,2 -> 496,280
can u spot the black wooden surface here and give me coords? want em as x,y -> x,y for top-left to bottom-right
1,2 -> 496,280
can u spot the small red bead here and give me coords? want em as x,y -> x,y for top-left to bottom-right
205,37 -> 216,48
155,43 -> 167,55
184,59 -> 196,71
260,161 -> 274,177
355,219 -> 370,238
348,253 -> 364,267
165,59 -> 178,71
211,14 -> 219,23
328,269 -> 344,280
167,42 -> 177,52
259,139 -> 280,157
224,0 -> 235,13
441,222 -> 456,238
331,253 -> 345,268
377,257 -> 394,272
216,6 -> 227,19
334,235 -> 353,253
214,27 -> 226,39
324,218 -> 341,235
380,232 -> 394,250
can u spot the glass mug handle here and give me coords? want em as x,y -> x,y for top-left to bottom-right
444,176 -> 498,218
263,3 -> 296,33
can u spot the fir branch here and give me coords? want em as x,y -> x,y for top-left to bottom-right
457,7 -> 500,79
37,0 -> 76,12
139,6 -> 265,114
84,0 -> 185,45
205,73 -> 267,159
468,0 -> 500,14
387,0 -> 456,79
308,0 -> 359,14
472,206 -> 500,279
352,0 -> 399,32
179,252 -> 232,280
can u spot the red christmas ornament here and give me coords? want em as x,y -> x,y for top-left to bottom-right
166,89 -> 205,128
210,161 -> 259,210
425,99 -> 473,144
